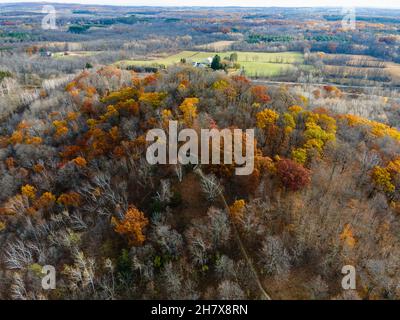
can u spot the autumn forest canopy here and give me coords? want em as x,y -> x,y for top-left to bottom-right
1,3 -> 400,301
0,64 -> 399,299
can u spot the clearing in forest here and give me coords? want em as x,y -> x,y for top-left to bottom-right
119,50 -> 304,77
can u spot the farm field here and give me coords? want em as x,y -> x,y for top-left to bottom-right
311,52 -> 400,85
387,62 -> 400,81
119,50 -> 304,77
194,40 -> 237,51
53,51 -> 99,59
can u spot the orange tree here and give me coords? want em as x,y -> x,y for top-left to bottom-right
112,206 -> 149,246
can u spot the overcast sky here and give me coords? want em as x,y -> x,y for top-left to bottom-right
1,0 -> 399,8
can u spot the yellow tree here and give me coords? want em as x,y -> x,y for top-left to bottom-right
256,109 -> 279,129
21,185 -> 37,200
34,192 -> 56,210
53,120 -> 69,138
340,224 -> 356,248
372,166 -> 395,193
139,92 -> 167,109
229,199 -> 246,222
256,109 -> 280,152
179,97 -> 199,126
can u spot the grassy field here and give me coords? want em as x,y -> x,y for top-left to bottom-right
387,62 -> 400,81
118,51 -> 304,77
194,41 -> 237,51
53,51 -> 98,59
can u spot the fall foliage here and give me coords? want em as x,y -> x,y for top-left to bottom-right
112,206 -> 149,246
276,158 -> 311,191
229,199 -> 246,222
179,97 -> 199,126
1,61 -> 400,300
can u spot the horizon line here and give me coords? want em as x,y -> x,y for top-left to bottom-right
1,1 -> 400,9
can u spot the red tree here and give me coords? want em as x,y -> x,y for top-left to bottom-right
276,158 -> 311,191
251,85 -> 271,104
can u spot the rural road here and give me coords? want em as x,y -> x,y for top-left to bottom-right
252,78 -> 400,91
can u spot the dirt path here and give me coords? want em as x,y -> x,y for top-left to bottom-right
195,168 -> 272,300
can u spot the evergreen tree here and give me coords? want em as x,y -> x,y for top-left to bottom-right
211,55 -> 222,70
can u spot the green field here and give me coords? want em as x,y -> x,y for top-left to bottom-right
118,51 -> 304,77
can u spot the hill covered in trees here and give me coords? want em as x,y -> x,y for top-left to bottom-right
0,65 -> 400,299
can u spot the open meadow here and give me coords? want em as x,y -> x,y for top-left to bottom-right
119,50 -> 304,77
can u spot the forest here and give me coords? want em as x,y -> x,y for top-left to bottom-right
1,3 -> 400,300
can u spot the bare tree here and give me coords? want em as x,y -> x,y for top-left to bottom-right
217,280 -> 245,300
200,173 -> 222,202
259,236 -> 291,280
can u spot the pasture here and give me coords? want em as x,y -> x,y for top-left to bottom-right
119,50 -> 304,77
